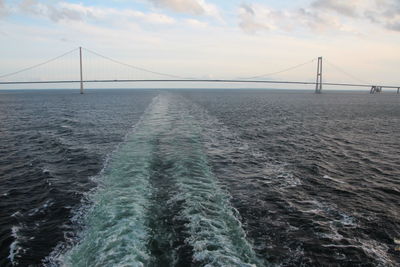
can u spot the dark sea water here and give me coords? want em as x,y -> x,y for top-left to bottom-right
0,89 -> 399,266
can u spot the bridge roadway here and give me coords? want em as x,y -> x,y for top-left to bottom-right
1,79 -> 400,89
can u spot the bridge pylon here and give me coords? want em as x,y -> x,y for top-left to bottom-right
79,47 -> 84,94
315,57 -> 323,94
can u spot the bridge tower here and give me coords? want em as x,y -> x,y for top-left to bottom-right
79,47 -> 84,94
315,57 -> 323,94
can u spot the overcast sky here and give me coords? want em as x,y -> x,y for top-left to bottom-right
0,0 -> 399,88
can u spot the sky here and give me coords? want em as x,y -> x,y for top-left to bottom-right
0,0 -> 399,89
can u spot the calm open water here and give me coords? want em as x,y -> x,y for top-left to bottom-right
0,89 -> 399,266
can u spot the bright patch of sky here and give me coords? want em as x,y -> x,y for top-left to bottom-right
0,0 -> 399,89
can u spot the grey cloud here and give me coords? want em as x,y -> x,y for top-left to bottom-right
237,1 -> 369,36
363,0 -> 400,32
238,4 -> 270,34
241,3 -> 254,15
11,1 -> 178,28
297,8 -> 330,30
364,10 -> 381,23
19,0 -> 84,22
0,0 -> 8,17
312,0 -> 358,17
236,0 -> 400,35
386,22 -> 400,31
148,0 -> 205,15
238,3 -> 340,35
381,0 -> 400,18
302,0 -> 400,33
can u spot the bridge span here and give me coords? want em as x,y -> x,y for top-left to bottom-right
0,47 -> 399,94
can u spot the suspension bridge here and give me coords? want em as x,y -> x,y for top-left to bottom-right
0,47 -> 399,94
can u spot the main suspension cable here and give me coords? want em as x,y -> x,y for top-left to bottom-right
82,47 -> 188,79
0,48 -> 79,80
238,58 -> 317,80
324,59 -> 368,84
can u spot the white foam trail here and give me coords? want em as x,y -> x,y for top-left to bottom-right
53,93 -> 261,266
160,95 -> 261,266
58,95 -> 169,266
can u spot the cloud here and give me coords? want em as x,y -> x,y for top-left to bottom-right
311,0 -> 358,17
312,0 -> 400,32
296,8 -> 333,32
386,21 -> 400,31
237,3 -> 359,35
18,0 -> 176,25
236,0 -> 400,35
238,4 -> 271,33
380,0 -> 400,18
149,0 -> 204,15
363,0 -> 400,32
19,0 -> 83,22
147,0 -> 220,18
0,0 -> 8,17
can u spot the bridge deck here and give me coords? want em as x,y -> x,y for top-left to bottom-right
0,79 -> 399,89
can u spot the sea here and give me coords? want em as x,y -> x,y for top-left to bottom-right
0,89 -> 399,267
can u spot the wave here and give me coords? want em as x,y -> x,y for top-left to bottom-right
8,225 -> 25,265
